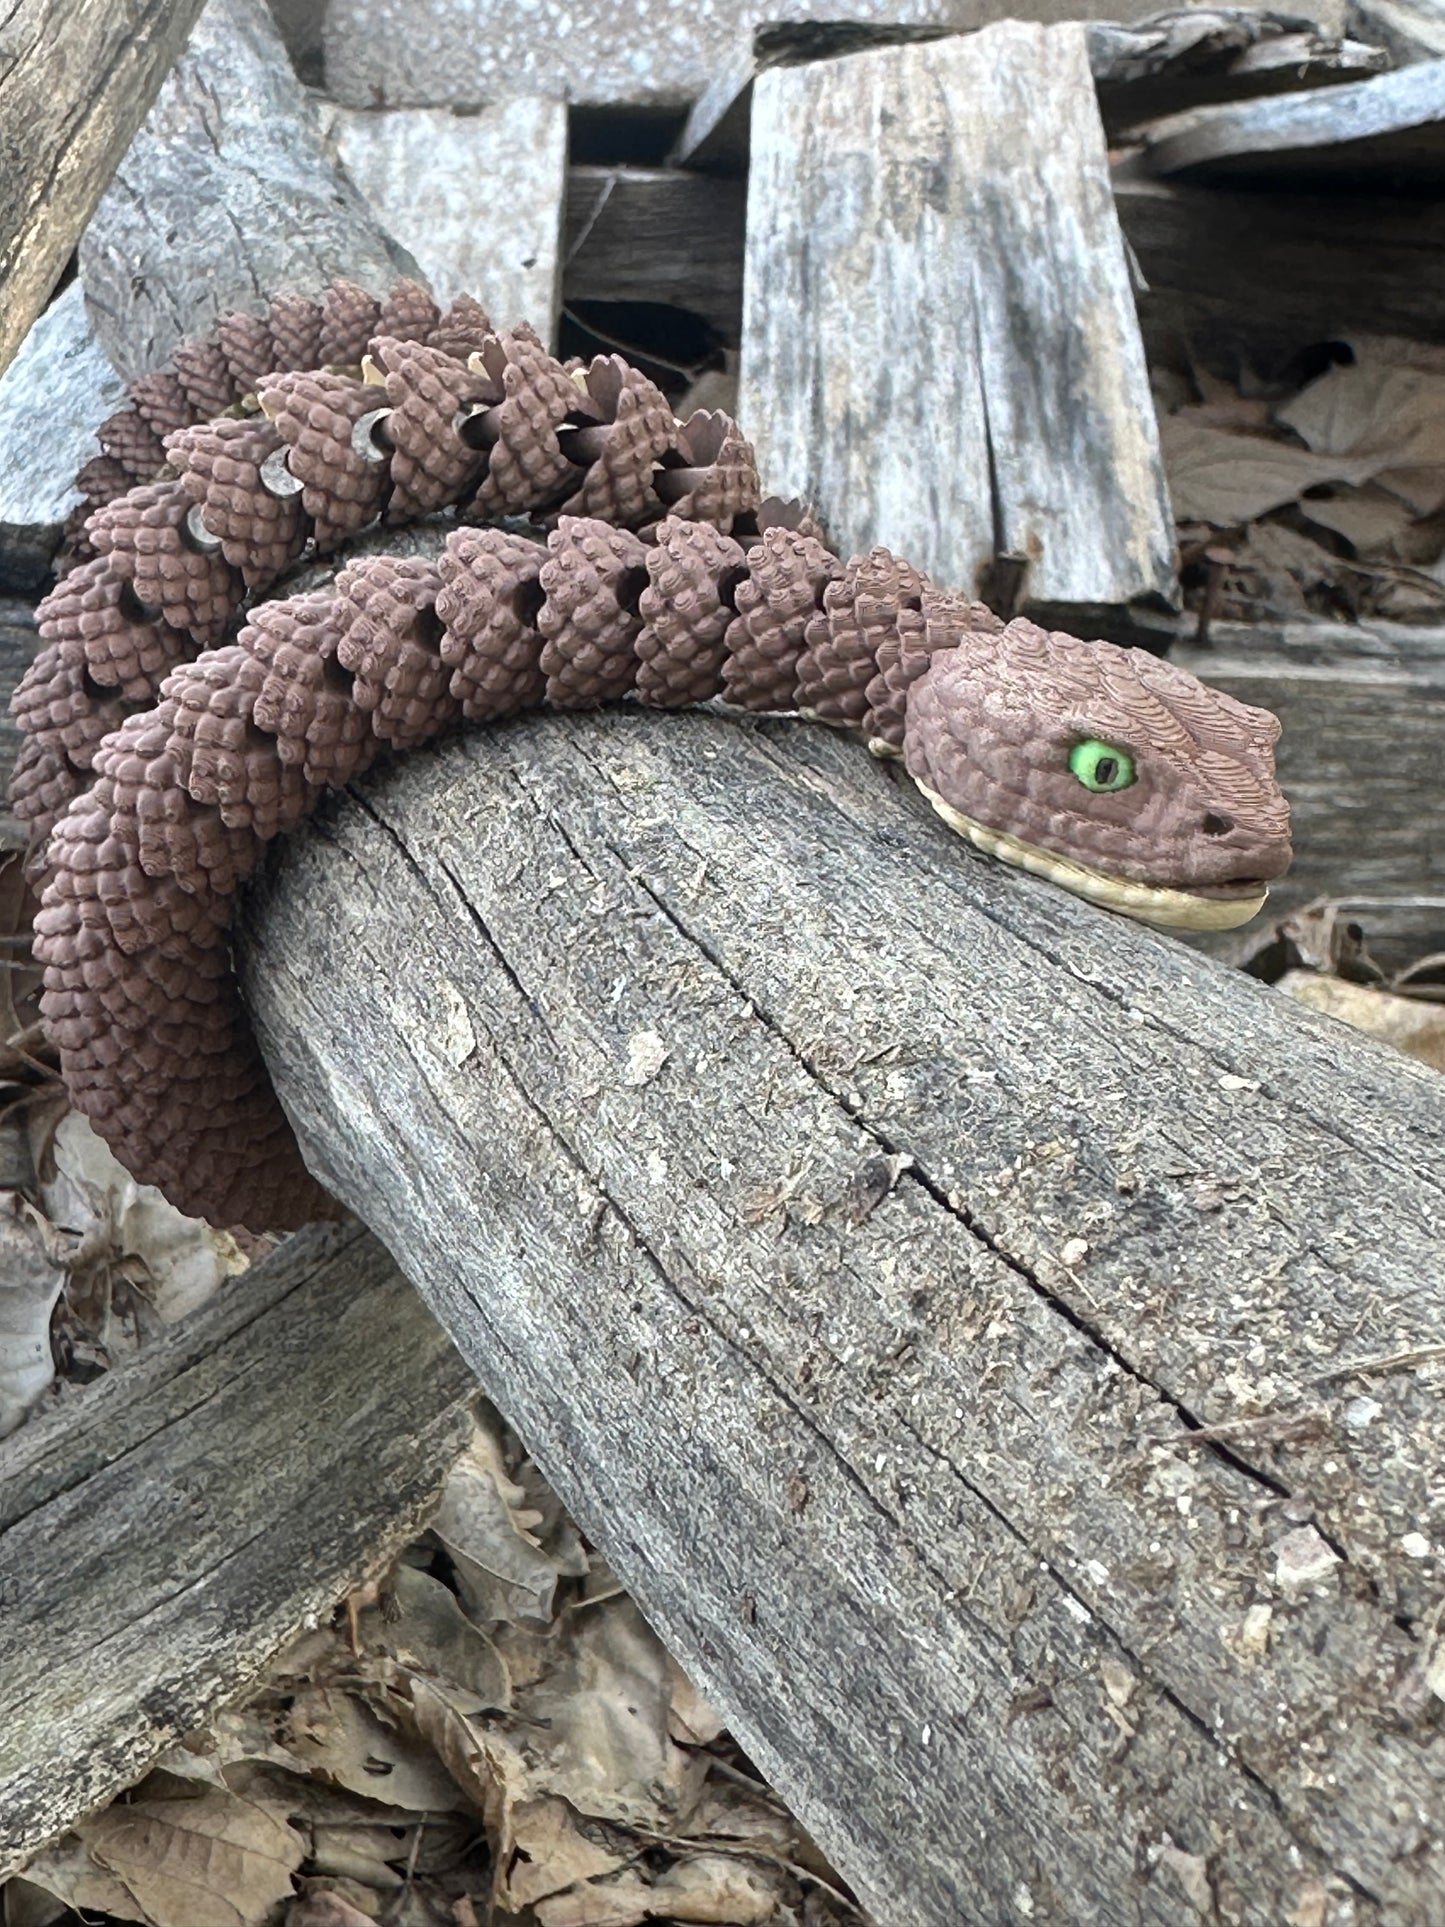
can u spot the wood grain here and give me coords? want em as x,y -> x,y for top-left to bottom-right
564,167 -> 746,339
1115,158 -> 1445,355
78,0 -> 418,381
1141,55 -> 1445,187
244,706 -> 1445,1927
739,22 -> 1177,621
0,1221 -> 476,1871
0,0 -> 207,378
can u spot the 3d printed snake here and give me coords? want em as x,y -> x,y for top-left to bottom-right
9,278 -> 1292,1232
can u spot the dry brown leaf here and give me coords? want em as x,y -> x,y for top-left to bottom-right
1295,484 -> 1420,557
666,1655 -> 727,1747
536,1853 -> 786,1927
286,1889 -> 378,1927
279,1686 -> 468,1815
516,1598 -> 708,1830
40,1111 -> 249,1331
1158,415 -> 1372,527
431,1416 -> 563,1626
363,1562 -> 511,1712
0,1192 -> 73,1435
503,1796 -> 628,1911
11,1835 -> 143,1924
78,1787 -> 304,1927
1277,354 -> 1445,487
1278,973 -> 1445,1072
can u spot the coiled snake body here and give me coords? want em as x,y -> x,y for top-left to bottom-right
8,280 -> 1293,1232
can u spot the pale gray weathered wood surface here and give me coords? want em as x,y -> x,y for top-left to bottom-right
320,100 -> 567,334
0,0 -> 208,378
673,9 -> 1391,171
1142,54 -> 1445,185
739,24 -> 1177,623
1175,621 -> 1445,958
79,0 -> 418,380
245,707 -> 1445,1927
0,1221 -> 476,1873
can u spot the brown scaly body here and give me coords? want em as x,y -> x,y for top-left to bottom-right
10,280 -> 1292,1233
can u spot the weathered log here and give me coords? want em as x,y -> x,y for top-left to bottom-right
739,23 -> 1178,624
0,0 -> 208,380
0,1220 -> 475,1873
0,284 -> 129,593
79,0 -> 417,380
243,706 -> 1445,1927
0,602 -> 41,849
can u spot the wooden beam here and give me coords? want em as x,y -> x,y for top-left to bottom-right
79,0 -> 418,381
739,23 -> 1177,623
0,1221 -> 475,1872
242,706 -> 1445,1927
0,0 -> 207,380
1177,621 -> 1445,963
564,167 -> 746,338
1114,157 -> 1445,354
322,100 -> 568,339
1141,55 -> 1445,187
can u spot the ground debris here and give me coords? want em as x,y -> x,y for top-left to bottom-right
5,1406 -> 865,1927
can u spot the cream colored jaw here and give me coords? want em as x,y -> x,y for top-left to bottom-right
913,781 -> 1268,932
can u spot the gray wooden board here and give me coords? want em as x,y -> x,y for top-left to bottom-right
674,9 -> 1390,171
0,0 -> 208,378
1114,160 -> 1445,354
0,604 -> 40,852
244,706 -> 1445,1926
564,168 -> 747,340
1349,0 -> 1445,63
0,1221 -> 476,1872
1175,623 -> 1445,963
1141,54 -> 1445,187
739,23 -> 1177,618
319,101 -> 567,336
79,0 -> 418,382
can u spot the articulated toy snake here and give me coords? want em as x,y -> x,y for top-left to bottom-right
8,279 -> 1292,1232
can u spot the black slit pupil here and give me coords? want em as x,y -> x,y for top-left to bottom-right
1096,757 -> 1117,786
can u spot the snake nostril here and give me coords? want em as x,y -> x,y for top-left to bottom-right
1202,812 -> 1234,837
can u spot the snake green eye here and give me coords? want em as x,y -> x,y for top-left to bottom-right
1069,739 -> 1136,793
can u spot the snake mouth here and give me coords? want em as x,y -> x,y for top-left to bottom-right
914,782 -> 1271,932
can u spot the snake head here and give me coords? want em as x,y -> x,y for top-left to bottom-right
902,618 -> 1292,931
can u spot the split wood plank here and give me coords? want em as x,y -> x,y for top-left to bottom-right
244,706 -> 1445,1927
1142,54 -> 1445,186
564,168 -> 747,340
1114,158 -> 1445,352
1349,0 -> 1445,64
0,0 -> 208,379
79,0 -> 418,382
1175,622 -> 1445,963
320,100 -> 568,336
1090,10 -> 1387,129
739,22 -> 1178,621
0,1220 -> 476,1873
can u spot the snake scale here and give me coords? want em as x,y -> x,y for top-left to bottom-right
8,278 -> 1293,1233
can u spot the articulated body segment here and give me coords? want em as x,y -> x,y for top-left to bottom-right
9,280 -> 1292,1232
